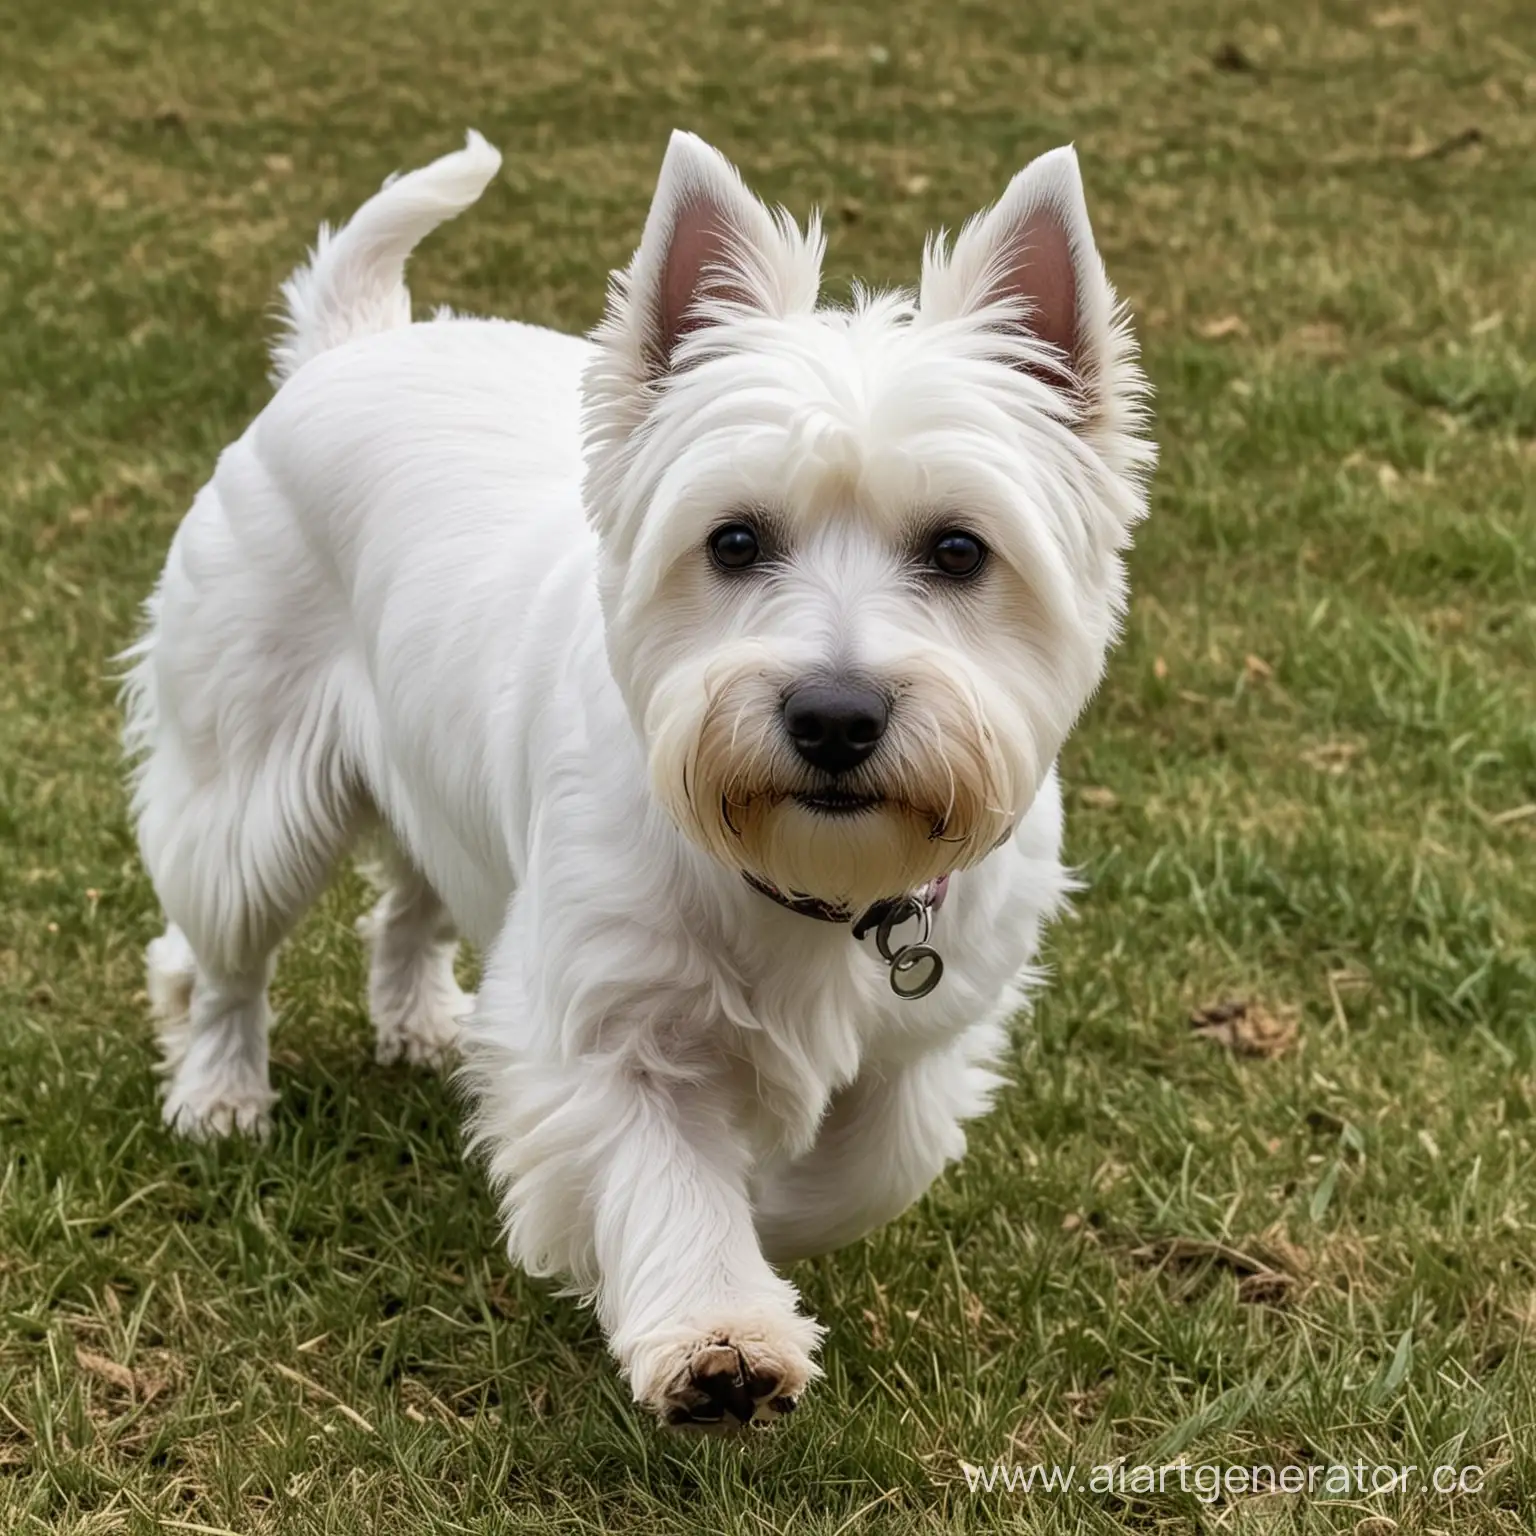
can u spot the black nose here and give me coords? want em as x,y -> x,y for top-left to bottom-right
782,680 -> 889,776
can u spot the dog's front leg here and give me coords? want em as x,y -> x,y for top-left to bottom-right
752,1040 -> 1000,1264
477,1047 -> 822,1427
594,1064 -> 822,1426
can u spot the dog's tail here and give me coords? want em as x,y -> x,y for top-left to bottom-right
268,130 -> 502,385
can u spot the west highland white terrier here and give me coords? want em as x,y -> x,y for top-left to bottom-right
123,129 -> 1153,1426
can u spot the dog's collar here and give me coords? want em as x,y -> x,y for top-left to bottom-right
742,871 -> 950,930
743,871 -> 951,1000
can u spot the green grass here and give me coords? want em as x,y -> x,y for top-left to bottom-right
3,0 -> 1535,1530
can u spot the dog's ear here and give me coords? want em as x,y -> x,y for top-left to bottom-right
602,131 -> 824,383
918,147 -> 1150,471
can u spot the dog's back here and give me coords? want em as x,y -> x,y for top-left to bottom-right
124,138 -> 594,1016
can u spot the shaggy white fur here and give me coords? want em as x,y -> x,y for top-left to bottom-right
123,129 -> 1153,1426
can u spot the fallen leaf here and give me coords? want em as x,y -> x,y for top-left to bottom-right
1406,126 -> 1484,161
1153,655 -> 1169,680
901,173 -> 931,196
1197,314 -> 1247,339
1301,739 -> 1364,774
1237,1271 -> 1295,1305
1294,320 -> 1345,353
1244,653 -> 1273,682
1078,786 -> 1119,810
1425,606 -> 1465,634
862,1306 -> 890,1348
1063,1380 -> 1112,1422
1333,967 -> 1371,992
76,1349 -> 135,1393
1190,999 -> 1299,1059
1210,41 -> 1257,73
1130,1235 -> 1300,1304
75,1347 -> 165,1402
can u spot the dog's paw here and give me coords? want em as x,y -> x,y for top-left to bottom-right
627,1310 -> 822,1429
161,1077 -> 276,1141
370,986 -> 473,1068
357,907 -> 472,1069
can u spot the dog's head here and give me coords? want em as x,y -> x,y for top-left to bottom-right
582,133 -> 1154,911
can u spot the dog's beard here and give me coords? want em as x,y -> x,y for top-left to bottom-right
646,650 -> 1033,912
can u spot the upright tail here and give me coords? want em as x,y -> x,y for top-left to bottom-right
268,129 -> 502,385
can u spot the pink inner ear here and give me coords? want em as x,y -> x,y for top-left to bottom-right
994,206 -> 1080,376
654,195 -> 740,372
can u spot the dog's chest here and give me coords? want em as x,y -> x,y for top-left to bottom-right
725,927 -> 978,1155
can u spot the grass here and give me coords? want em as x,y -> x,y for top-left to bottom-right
2,0 -> 1534,1530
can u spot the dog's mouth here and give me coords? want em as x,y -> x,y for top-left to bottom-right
793,789 -> 883,817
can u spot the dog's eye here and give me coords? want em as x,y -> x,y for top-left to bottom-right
709,523 -> 761,572
928,530 -> 988,580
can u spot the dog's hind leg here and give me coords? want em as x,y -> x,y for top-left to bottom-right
132,664 -> 361,1138
356,846 -> 472,1068
148,927 -> 279,1140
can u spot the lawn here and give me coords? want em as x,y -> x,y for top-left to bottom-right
2,0 -> 1534,1530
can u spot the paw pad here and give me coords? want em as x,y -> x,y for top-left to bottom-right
664,1342 -> 800,1428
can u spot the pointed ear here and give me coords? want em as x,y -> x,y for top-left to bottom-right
606,131 -> 823,382
919,147 -> 1150,467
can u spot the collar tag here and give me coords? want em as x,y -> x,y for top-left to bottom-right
872,892 -> 945,1001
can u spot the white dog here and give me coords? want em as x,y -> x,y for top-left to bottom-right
123,129 -> 1153,1426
